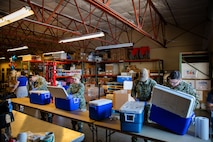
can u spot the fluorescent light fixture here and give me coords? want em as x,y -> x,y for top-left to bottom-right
0,6 -> 34,27
7,46 -> 28,52
0,57 -> 6,60
18,54 -> 31,58
43,51 -> 65,55
96,43 -> 133,50
59,32 -> 105,43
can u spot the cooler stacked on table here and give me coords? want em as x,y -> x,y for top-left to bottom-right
47,86 -> 80,111
29,90 -> 51,105
119,101 -> 145,133
89,99 -> 112,120
150,84 -> 196,135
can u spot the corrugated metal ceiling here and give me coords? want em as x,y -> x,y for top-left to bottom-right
0,0 -> 210,58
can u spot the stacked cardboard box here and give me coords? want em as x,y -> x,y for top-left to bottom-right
105,64 -> 119,75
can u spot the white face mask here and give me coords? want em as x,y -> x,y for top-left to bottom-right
73,78 -> 80,83
169,79 -> 181,87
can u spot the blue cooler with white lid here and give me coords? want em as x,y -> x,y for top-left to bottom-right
119,101 -> 145,133
89,99 -> 112,120
29,90 -> 51,105
47,86 -> 80,111
150,84 -> 196,135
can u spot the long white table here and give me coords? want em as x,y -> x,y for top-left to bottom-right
11,110 -> 84,142
94,117 -> 211,142
11,98 -> 211,142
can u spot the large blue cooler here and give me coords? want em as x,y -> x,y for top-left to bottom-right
119,101 -> 145,133
150,104 -> 194,135
47,86 -> 80,111
89,99 -> 112,120
29,90 -> 51,105
150,84 -> 196,135
55,96 -> 80,111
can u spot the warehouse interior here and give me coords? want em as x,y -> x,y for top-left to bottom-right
0,0 -> 212,67
0,0 -> 213,142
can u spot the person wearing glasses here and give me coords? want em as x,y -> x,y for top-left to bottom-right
167,70 -> 199,109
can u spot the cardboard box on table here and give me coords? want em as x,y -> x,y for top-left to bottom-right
119,101 -> 145,133
47,86 -> 80,111
113,81 -> 134,110
89,99 -> 112,120
150,84 -> 196,135
29,90 -> 51,105
113,89 -> 134,111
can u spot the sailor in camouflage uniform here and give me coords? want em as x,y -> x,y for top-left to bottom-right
31,71 -> 53,123
67,74 -> 86,132
167,70 -> 199,109
131,68 -> 157,122
131,68 -> 157,142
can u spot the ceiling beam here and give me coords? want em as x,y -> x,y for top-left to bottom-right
85,0 -> 167,47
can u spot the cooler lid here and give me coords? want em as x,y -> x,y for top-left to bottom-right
120,101 -> 145,114
152,84 -> 196,118
89,99 -> 112,106
47,86 -> 69,99
29,90 -> 50,94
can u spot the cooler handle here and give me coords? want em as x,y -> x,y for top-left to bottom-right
124,113 -> 135,122
44,94 -> 50,99
73,98 -> 79,104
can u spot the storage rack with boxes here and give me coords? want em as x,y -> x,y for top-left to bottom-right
45,60 -> 82,86
179,51 -> 212,110
21,60 -> 45,76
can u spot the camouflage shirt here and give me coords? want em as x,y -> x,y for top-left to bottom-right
131,78 -> 157,101
34,76 -> 48,91
167,81 -> 199,109
67,82 -> 86,110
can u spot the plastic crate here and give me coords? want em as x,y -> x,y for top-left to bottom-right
117,76 -> 132,83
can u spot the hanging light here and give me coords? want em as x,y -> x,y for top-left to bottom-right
0,6 -> 34,27
7,46 -> 28,52
59,32 -> 105,43
43,51 -> 65,55
95,43 -> 133,50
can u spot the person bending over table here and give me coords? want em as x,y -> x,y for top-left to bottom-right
66,74 -> 86,132
131,68 -> 157,142
31,71 -> 53,123
166,70 -> 199,109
